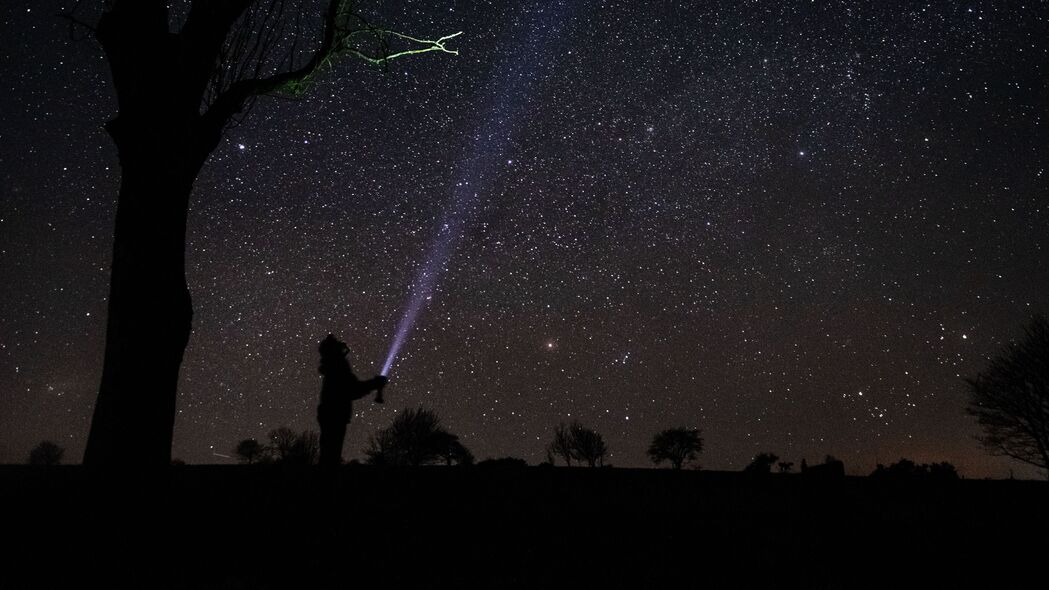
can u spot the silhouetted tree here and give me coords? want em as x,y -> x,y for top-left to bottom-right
647,427 -> 703,470
364,408 -> 469,466
546,422 -> 575,466
871,459 -> 959,481
73,1 -> 460,466
569,422 -> 607,467
966,316 -> 1049,478
364,428 -> 398,466
233,438 -> 265,464
285,430 -> 320,465
928,461 -> 959,480
431,431 -> 474,466
28,441 -> 65,466
777,461 -> 794,473
743,452 -> 779,475
873,458 -> 919,478
262,428 -> 319,465
449,439 -> 474,466
268,426 -> 299,462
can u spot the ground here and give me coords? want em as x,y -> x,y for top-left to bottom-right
3,465 -> 1045,588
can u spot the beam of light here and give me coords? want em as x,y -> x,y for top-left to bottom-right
382,3 -> 573,376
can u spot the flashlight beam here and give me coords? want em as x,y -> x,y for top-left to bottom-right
380,4 -> 574,376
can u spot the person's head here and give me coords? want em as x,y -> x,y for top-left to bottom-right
319,333 -> 349,358
318,334 -> 352,374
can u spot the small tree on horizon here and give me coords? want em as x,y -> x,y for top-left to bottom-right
966,316 -> 1049,479
433,431 -> 474,466
364,428 -> 398,466
546,422 -> 575,466
647,427 -> 703,470
285,430 -> 320,465
364,408 -> 470,466
267,427 -> 298,462
546,421 -> 608,467
263,427 -> 318,465
743,452 -> 779,475
233,438 -> 265,464
29,441 -> 65,466
871,459 -> 959,481
569,422 -> 608,467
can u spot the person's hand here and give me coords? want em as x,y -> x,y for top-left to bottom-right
374,375 -> 388,404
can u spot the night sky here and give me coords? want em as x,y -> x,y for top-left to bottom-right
1,1 -> 1047,477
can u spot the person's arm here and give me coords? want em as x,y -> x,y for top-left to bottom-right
350,375 -> 388,400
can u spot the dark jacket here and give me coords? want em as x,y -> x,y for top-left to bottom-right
318,359 -> 383,424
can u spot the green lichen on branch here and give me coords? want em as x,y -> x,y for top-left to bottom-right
275,28 -> 462,98
200,1 -> 461,131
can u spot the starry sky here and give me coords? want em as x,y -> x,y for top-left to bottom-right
1,1 -> 1047,477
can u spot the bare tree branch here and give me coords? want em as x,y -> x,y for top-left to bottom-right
58,0 -> 98,39
198,0 -> 460,138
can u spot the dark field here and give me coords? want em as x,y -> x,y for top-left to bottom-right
3,465 -> 1046,588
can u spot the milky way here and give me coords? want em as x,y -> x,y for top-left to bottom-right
1,1 -> 1047,476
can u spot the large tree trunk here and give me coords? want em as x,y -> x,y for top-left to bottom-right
83,104 -> 214,465
83,2 -> 223,466
83,152 -> 198,466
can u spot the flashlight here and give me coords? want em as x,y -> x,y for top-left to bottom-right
375,376 -> 387,404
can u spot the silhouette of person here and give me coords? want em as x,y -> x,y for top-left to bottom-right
317,334 -> 387,467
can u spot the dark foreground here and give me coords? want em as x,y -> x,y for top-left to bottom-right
3,465 -> 1046,589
